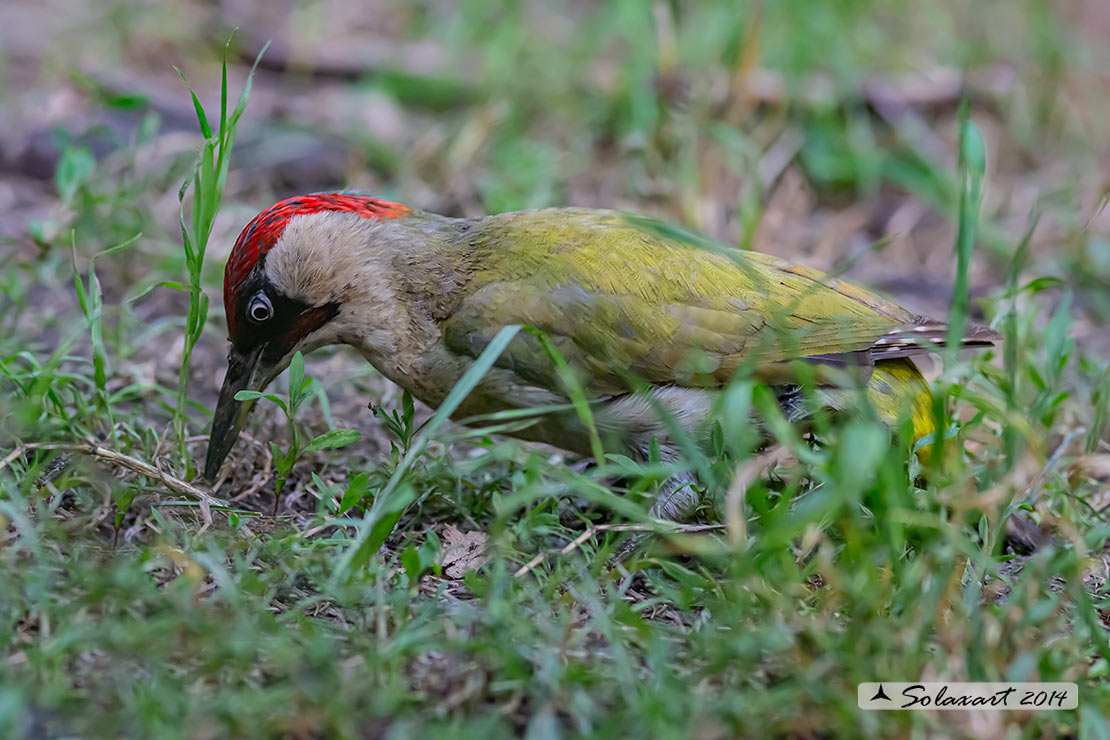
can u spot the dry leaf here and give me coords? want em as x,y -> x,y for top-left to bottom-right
441,524 -> 488,579
1070,454 -> 1110,485
1071,454 -> 1110,512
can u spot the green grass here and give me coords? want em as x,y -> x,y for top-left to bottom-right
2,0 -> 1110,737
173,37 -> 267,469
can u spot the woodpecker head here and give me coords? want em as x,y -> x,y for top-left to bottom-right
203,193 -> 412,483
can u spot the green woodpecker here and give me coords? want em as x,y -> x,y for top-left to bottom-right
203,193 -> 997,519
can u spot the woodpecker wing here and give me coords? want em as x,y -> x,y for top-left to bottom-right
442,208 -> 995,396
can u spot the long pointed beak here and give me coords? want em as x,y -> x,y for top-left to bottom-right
203,344 -> 267,483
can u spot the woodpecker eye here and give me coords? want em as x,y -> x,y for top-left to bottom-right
247,292 -> 273,324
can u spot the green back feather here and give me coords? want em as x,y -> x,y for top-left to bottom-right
443,208 -> 920,395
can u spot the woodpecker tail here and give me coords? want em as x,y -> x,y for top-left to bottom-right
869,319 -> 1000,361
864,357 -> 937,448
816,356 -> 937,461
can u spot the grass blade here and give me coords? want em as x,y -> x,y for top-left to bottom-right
333,324 -> 521,579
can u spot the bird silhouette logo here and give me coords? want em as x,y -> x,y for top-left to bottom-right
870,684 -> 892,702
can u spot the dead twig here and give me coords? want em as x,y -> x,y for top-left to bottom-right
513,522 -> 724,579
725,446 -> 794,547
0,447 -> 26,473
1,442 -> 226,528
740,64 -> 1014,112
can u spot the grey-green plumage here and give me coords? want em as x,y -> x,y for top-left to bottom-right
208,196 -> 999,524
